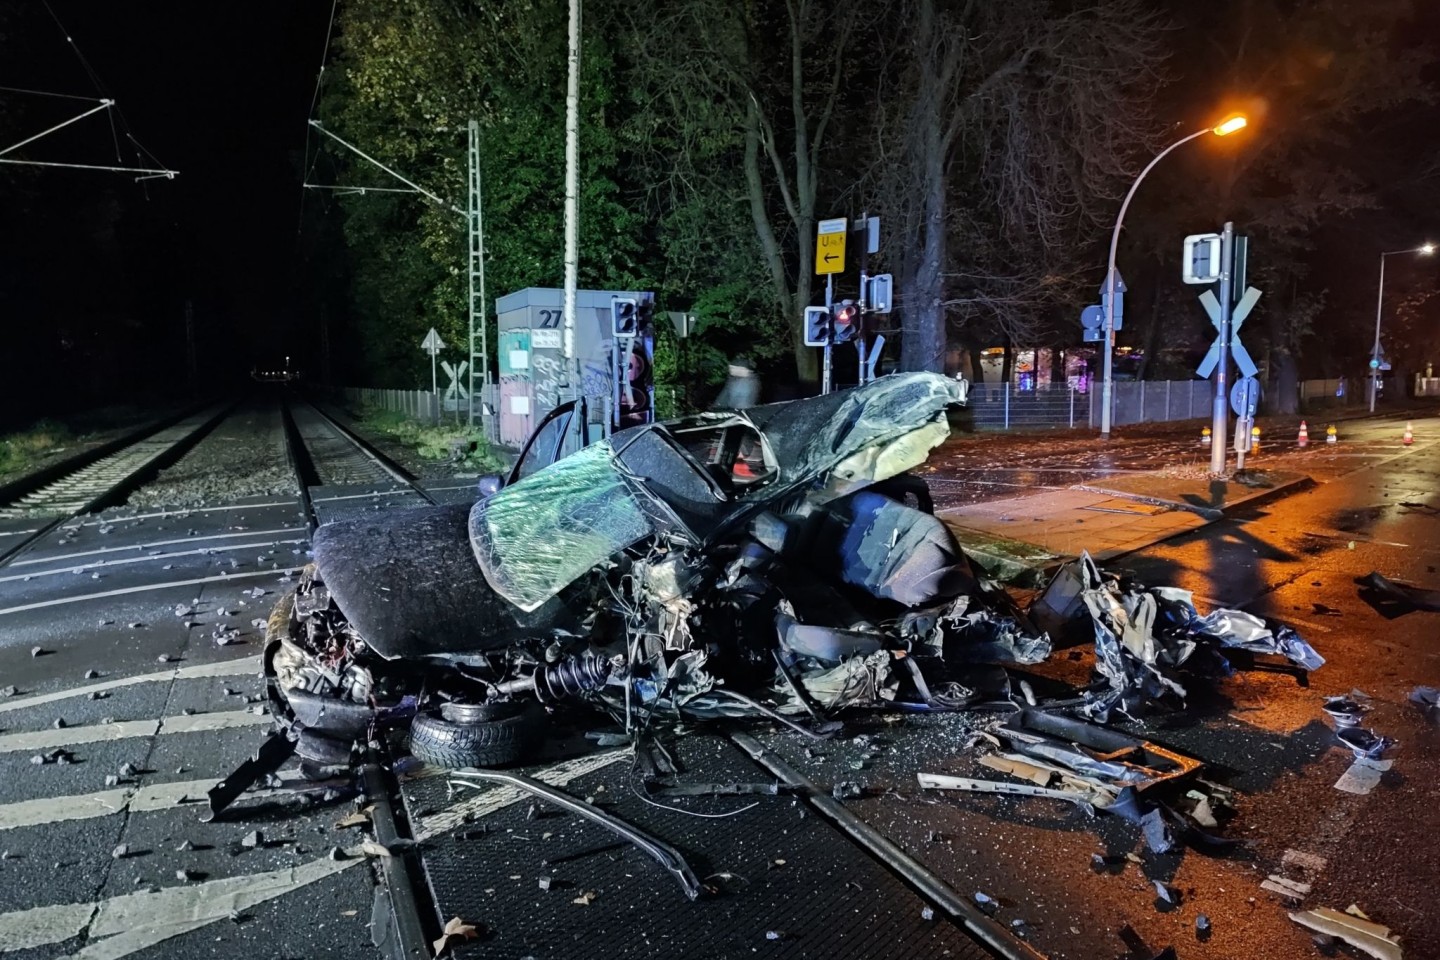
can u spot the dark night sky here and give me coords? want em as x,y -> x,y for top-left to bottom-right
3,1 -> 1439,422
1,1 -> 331,418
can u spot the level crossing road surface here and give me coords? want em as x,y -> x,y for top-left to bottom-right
2,396 -> 1438,959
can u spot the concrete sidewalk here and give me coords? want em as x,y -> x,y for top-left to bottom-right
939,467 -> 1312,578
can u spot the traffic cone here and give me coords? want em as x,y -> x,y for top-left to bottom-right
1201,426 -> 1212,446
1326,424 -> 1338,444
1297,421 -> 1309,447
1404,422 -> 1414,446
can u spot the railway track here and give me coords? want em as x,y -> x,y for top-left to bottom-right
0,396 -> 1031,960
0,404 -> 233,568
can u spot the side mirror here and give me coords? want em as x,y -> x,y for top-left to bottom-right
476,473 -> 506,499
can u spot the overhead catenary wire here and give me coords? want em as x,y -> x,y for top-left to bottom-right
0,84 -> 103,102
0,157 -> 174,177
298,0 -> 340,238
10,3 -> 178,181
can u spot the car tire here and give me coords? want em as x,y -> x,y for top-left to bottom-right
407,703 -> 538,769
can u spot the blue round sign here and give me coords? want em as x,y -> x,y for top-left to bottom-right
1229,375 -> 1261,417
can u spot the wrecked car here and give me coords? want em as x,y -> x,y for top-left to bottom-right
258,372 -> 1065,775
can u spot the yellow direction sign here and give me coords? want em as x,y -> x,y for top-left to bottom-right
815,217 -> 847,275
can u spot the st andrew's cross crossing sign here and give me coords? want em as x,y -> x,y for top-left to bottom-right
442,360 -> 470,401
1196,286 -> 1262,379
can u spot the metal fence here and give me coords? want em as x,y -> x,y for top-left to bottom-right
1090,380 -> 1213,428
345,386 -> 499,427
967,383 -> 1089,430
348,377 -> 1376,439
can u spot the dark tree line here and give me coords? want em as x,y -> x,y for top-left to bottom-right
304,0 -> 1438,410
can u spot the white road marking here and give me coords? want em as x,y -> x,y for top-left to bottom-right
0,539 -> 307,584
0,528 -> 40,539
0,750 -> 618,957
417,749 -> 630,841
0,709 -> 268,754
69,502 -> 300,528
0,777 -> 294,832
10,527 -> 307,566
0,567 -> 303,616
0,656 -> 260,715
0,855 -> 357,957
309,489 -> 418,503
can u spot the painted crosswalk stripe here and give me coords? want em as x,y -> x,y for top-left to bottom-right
9,527 -> 308,566
0,539 -> 308,584
0,777 -> 297,832
69,502 -> 299,528
0,751 -> 626,958
0,855 -> 358,956
0,567 -> 303,616
0,656 -> 260,715
0,709 -> 269,755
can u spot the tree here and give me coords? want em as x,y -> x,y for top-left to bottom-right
623,0 -> 866,382
317,0 -> 642,387
866,0 -> 1168,373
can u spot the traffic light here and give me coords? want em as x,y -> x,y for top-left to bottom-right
832,299 -> 860,343
804,306 -> 831,346
613,294 -> 654,428
612,297 -> 639,338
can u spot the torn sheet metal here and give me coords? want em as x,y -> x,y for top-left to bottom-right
998,710 -> 1201,793
1032,552 -> 1323,719
937,595 -> 1052,666
1191,608 -> 1325,671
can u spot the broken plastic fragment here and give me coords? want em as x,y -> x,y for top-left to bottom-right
1140,809 -> 1174,855
1336,727 -> 1393,761
1322,694 -> 1368,727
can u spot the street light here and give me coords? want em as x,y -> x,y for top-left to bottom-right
1369,242 -> 1435,411
1099,114 -> 1249,438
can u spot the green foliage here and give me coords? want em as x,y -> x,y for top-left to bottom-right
0,420 -> 72,479
356,405 -> 502,472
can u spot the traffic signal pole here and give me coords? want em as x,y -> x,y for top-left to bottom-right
822,273 -> 834,395
1210,221 -> 1235,475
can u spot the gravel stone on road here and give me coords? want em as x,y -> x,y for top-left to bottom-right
126,403 -> 297,509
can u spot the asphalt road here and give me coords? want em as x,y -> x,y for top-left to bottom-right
1,398 -> 1437,960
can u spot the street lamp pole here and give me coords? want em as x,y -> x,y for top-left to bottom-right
1099,115 -> 1248,439
1370,244 -> 1435,412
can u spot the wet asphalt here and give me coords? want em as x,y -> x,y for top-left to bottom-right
0,401 -> 1438,959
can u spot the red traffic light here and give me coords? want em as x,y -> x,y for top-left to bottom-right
832,300 -> 860,343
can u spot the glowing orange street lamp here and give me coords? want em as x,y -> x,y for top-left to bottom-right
1212,115 -> 1248,136
1099,113 -> 1251,438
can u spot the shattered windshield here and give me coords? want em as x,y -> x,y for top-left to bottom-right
470,442 -> 653,612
